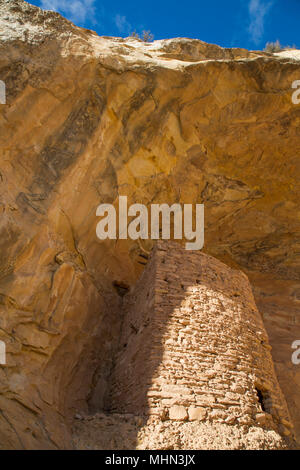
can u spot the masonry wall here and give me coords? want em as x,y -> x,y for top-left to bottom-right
107,241 -> 293,437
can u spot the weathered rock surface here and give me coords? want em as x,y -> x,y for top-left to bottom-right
0,0 -> 300,449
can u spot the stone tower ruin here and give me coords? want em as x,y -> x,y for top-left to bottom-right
106,241 -> 293,438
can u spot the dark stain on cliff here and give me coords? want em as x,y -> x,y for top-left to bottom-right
16,85 -> 106,213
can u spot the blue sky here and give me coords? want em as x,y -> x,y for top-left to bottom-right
28,0 -> 299,50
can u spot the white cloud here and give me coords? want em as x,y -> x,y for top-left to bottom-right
115,14 -> 132,35
248,0 -> 274,44
40,0 -> 96,25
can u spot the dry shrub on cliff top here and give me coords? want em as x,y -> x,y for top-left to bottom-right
130,30 -> 154,42
264,40 -> 283,52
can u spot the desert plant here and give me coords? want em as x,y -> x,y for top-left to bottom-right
285,44 -> 297,50
264,40 -> 283,53
130,30 -> 140,39
142,30 -> 154,42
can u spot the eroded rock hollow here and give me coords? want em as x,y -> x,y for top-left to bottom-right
0,0 -> 299,449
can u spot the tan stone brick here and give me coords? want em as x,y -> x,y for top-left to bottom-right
188,406 -> 206,421
169,405 -> 188,421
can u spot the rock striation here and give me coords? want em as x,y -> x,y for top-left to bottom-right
0,0 -> 299,449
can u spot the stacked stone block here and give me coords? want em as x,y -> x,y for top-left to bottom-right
107,241 -> 292,437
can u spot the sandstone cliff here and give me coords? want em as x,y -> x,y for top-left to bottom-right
0,0 -> 299,449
